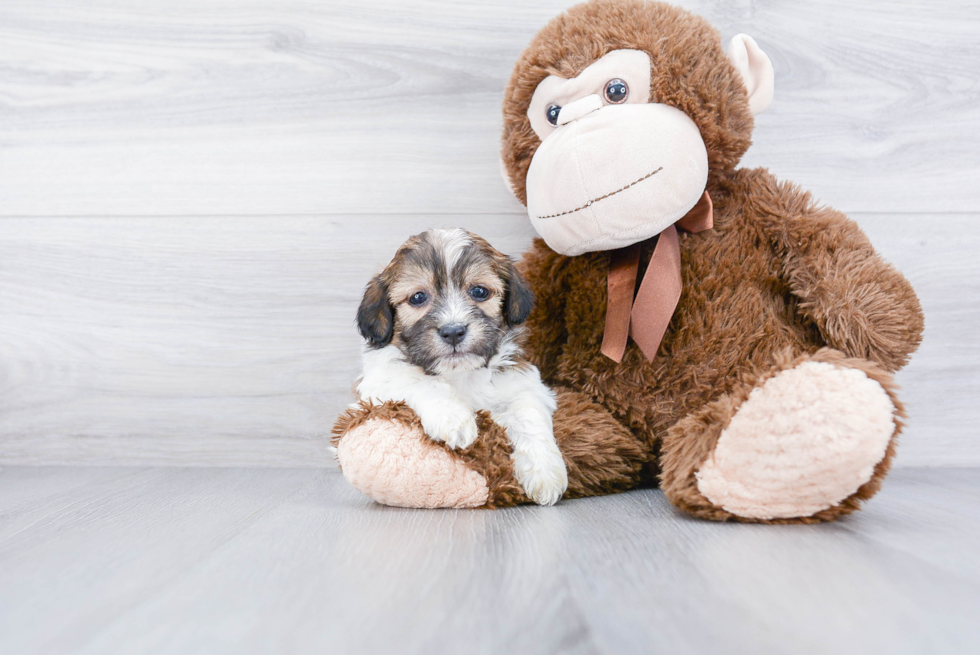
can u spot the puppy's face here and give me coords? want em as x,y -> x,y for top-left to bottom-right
357,228 -> 534,375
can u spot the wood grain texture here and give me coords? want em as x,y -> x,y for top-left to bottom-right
0,466 -> 978,655
1,213 -> 975,467
0,214 -> 535,467
0,0 -> 977,216
860,216 -> 980,467
0,0 -> 977,468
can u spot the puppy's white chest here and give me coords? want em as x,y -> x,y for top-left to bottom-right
444,369 -> 498,412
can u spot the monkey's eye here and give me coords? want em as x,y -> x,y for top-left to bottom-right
604,78 -> 629,104
468,286 -> 491,301
546,104 -> 562,126
408,291 -> 428,306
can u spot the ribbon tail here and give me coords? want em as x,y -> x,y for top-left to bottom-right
600,244 -> 641,363
677,190 -> 713,233
629,224 -> 683,362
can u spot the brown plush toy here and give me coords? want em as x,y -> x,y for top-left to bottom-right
333,0 -> 924,522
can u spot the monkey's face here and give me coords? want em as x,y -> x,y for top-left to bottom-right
500,0 -> 775,258
524,49 -> 708,256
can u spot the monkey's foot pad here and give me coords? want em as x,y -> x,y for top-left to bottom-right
696,361 -> 897,519
337,418 -> 490,508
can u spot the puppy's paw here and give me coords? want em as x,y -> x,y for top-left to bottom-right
419,402 -> 479,450
512,445 -> 568,506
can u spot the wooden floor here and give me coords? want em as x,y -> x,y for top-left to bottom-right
1,466 -> 978,655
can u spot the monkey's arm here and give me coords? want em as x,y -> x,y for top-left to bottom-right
517,238 -> 570,382
752,171 -> 923,373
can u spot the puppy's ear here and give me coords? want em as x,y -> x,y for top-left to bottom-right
356,275 -> 395,348
504,263 -> 535,326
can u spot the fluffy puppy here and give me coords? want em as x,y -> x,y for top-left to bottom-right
355,228 -> 568,505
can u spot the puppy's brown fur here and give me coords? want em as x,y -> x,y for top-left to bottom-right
357,229 -> 534,375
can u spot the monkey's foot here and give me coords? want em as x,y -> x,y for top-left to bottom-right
332,391 -> 649,510
695,358 -> 898,520
336,415 -> 490,509
332,401 -> 534,509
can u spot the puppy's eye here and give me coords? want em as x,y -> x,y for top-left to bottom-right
604,78 -> 629,104
546,104 -> 561,126
408,291 -> 428,306
468,286 -> 491,301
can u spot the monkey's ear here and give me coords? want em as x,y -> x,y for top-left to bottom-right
504,264 -> 535,326
727,34 -> 774,116
356,276 -> 395,348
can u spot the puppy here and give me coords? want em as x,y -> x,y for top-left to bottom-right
354,228 -> 568,506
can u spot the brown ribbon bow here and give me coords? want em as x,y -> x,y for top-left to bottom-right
600,190 -> 714,363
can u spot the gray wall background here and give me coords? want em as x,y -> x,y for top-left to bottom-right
1,0 -> 977,467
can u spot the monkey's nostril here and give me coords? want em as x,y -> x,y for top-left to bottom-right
438,323 -> 467,347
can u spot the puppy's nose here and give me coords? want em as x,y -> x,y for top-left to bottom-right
438,323 -> 467,346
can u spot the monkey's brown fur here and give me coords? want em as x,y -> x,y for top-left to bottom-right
333,388 -> 647,508
502,0 -> 753,207
334,0 -> 923,522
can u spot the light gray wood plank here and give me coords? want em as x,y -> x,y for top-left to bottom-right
0,0 -> 976,216
0,466 -> 133,513
0,467 -> 141,543
0,467 -> 319,655
0,466 -> 977,655
0,213 -> 536,467
552,481 -> 980,655
834,467 -> 980,584
859,216 -> 980,467
80,473 -> 597,655
1,213 -> 975,467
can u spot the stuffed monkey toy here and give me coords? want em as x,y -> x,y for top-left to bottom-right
333,0 -> 923,522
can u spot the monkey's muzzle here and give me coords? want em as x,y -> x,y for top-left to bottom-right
525,103 -> 709,256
